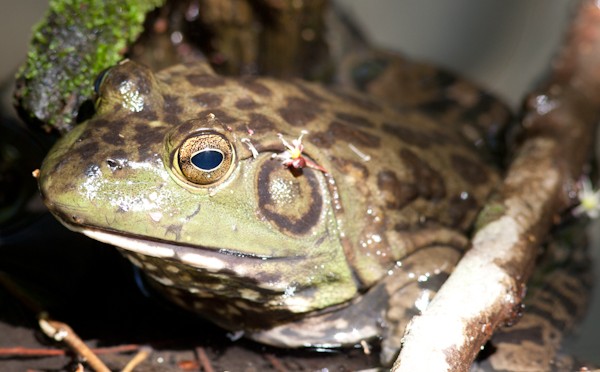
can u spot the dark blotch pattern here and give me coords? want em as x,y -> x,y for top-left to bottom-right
332,121 -> 380,147
74,141 -> 100,160
377,170 -> 417,209
186,73 -> 226,88
163,94 -> 183,114
240,77 -> 273,96
133,123 -> 165,159
101,130 -> 125,147
278,97 -> 323,126
312,121 -> 380,148
175,120 -> 196,137
248,113 -> 276,133
293,82 -> 330,103
331,89 -> 381,112
400,148 -> 446,200
193,93 -> 223,108
335,112 -> 375,128
235,97 -> 260,110
450,154 -> 490,185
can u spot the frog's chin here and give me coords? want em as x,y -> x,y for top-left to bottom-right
72,226 -> 259,274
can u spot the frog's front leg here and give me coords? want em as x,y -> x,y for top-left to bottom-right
379,242 -> 465,366
246,229 -> 469,368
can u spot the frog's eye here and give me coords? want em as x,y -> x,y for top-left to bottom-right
177,132 -> 235,185
93,67 -> 111,94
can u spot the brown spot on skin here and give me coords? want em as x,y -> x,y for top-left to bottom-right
163,95 -> 183,113
310,131 -> 335,148
193,93 -> 223,108
333,121 -> 380,147
139,109 -> 159,121
335,112 -> 376,128
248,113 -> 276,133
235,97 -> 260,110
175,120 -> 196,137
163,112 -> 182,128
293,82 -> 330,103
278,97 -> 323,126
133,123 -> 166,158
331,89 -> 381,112
309,121 -> 380,149
377,170 -> 418,209
101,131 -> 125,146
400,148 -> 446,199
92,118 -> 127,135
450,154 -> 490,185
240,77 -> 272,96
186,73 -> 226,88
74,141 -> 100,159
198,109 -> 238,124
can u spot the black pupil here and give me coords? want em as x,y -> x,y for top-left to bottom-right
191,150 -> 224,171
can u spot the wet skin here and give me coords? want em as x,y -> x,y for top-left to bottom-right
38,59 -> 501,364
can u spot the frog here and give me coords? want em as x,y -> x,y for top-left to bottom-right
37,56 -> 510,367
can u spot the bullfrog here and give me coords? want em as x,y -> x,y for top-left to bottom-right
38,57 -> 505,366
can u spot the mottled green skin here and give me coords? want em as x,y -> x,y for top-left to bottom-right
39,59 -> 499,363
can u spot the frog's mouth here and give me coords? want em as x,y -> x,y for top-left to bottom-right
76,225 -> 283,268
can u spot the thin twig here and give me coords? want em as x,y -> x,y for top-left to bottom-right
0,347 -> 66,356
39,314 -> 110,372
122,346 -> 152,372
0,344 -> 141,357
194,347 -> 215,372
264,353 -> 288,372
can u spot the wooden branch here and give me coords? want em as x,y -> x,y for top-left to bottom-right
394,1 -> 600,370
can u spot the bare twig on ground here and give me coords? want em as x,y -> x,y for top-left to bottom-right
195,346 -> 215,372
395,1 -> 600,370
0,344 -> 140,357
264,353 -> 288,372
39,314 -> 111,372
122,346 -> 152,372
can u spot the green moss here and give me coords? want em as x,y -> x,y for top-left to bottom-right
473,202 -> 506,232
15,0 -> 165,133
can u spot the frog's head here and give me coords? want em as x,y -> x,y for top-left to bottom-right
38,60 -> 357,329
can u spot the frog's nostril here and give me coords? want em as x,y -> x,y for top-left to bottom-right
72,215 -> 84,224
